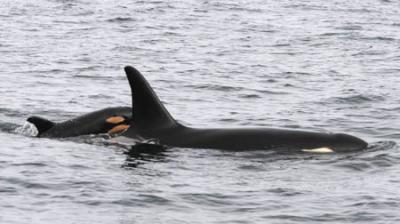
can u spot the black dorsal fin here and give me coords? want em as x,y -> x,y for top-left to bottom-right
124,66 -> 177,130
27,116 -> 55,136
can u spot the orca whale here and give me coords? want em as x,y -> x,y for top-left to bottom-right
120,66 -> 368,153
27,107 -> 131,138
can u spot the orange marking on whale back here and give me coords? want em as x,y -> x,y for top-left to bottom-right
106,116 -> 125,124
108,124 -> 130,134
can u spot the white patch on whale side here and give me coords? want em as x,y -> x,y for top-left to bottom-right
302,147 -> 334,153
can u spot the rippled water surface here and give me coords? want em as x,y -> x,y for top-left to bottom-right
2,0 -> 400,223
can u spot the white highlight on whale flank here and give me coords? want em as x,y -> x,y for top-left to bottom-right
302,147 -> 334,153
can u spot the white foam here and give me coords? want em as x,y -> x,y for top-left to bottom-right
15,121 -> 39,137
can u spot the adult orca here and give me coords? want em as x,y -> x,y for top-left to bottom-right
27,107 -> 131,138
120,66 -> 368,153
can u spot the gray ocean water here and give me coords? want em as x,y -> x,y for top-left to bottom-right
1,0 -> 400,223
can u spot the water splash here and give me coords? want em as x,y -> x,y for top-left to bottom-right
14,121 -> 38,137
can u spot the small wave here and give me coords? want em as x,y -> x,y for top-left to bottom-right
335,25 -> 363,31
265,79 -> 277,83
75,66 -> 102,72
334,161 -> 372,171
187,84 -> 244,92
320,32 -> 348,37
53,20 -> 86,25
11,162 -> 47,167
229,6 -> 263,13
262,213 -> 373,222
238,94 -> 261,99
1,177 -> 51,190
237,164 -> 266,171
282,71 -> 313,77
257,89 -> 289,95
186,84 -> 288,95
271,43 -> 291,47
366,141 -> 397,152
284,4 -> 328,11
326,94 -> 385,104
0,187 -> 17,193
360,36 -> 395,41
261,215 -> 314,222
352,50 -> 387,56
87,94 -> 114,99
348,199 -> 400,210
267,188 -> 304,197
0,108 -> 25,117
0,123 -> 17,133
106,17 -> 136,23
218,118 -> 238,123
71,74 -> 112,80
137,194 -> 172,205
332,141 -> 398,171
180,192 -> 235,206
376,133 -> 400,139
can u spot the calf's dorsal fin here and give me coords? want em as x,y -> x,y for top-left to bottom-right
27,116 -> 55,136
124,66 -> 177,131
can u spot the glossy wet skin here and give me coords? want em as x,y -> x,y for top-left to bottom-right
121,66 -> 368,152
26,66 -> 368,152
124,123 -> 367,152
28,107 -> 131,138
